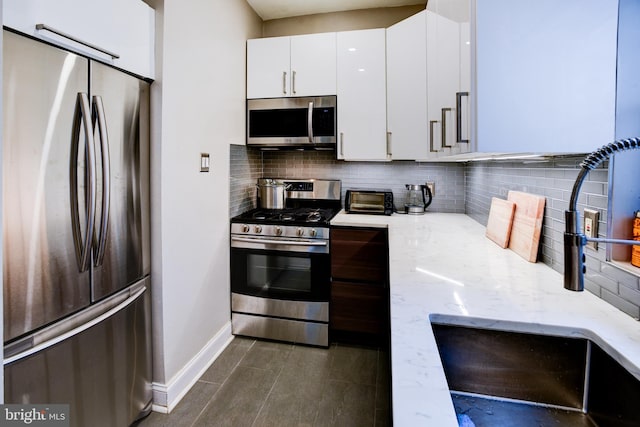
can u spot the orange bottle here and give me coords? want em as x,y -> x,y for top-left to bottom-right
632,211 -> 640,268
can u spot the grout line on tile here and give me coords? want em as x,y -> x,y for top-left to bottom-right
190,338 -> 257,427
249,345 -> 291,427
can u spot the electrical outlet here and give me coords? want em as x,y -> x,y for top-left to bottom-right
426,181 -> 435,197
584,209 -> 599,250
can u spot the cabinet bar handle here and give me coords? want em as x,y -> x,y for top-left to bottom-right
340,132 -> 344,157
429,120 -> 440,152
386,132 -> 392,157
35,24 -> 120,59
292,70 -> 297,94
441,107 -> 453,148
456,92 -> 469,143
282,71 -> 287,95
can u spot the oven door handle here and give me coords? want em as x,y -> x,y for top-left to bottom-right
231,236 -> 328,246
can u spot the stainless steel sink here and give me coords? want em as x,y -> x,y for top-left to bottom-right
431,323 -> 640,427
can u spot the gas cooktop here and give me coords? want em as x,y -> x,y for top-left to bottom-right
231,207 -> 339,227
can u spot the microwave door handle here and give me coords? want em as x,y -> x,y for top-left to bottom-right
307,101 -> 314,143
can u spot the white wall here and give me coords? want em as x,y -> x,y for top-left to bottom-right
0,0 -> 5,403
148,0 -> 261,410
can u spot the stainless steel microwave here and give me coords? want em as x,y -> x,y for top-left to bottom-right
247,96 -> 337,149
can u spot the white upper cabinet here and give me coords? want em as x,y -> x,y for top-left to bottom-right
471,0 -> 618,154
247,37 -> 291,98
290,33 -> 337,97
247,32 -> 337,99
3,0 -> 155,79
386,11 -> 428,160
385,2 -> 470,161
336,29 -> 388,161
423,0 -> 470,160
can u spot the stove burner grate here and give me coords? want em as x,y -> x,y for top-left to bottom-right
233,206 -> 339,226
306,211 -> 322,222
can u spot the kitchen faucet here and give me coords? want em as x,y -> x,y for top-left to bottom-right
564,138 -> 640,291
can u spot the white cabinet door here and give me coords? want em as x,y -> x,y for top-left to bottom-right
438,13 -> 462,155
290,33 -> 336,97
425,9 -> 467,159
247,33 -> 336,99
472,0 -> 617,154
457,22 -> 471,146
247,36 -> 291,99
3,0 -> 154,79
111,0 -> 155,79
386,11 -> 429,160
337,29 -> 388,161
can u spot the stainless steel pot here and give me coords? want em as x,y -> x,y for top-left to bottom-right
256,179 -> 289,209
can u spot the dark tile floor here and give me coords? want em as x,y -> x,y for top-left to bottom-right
138,337 -> 391,427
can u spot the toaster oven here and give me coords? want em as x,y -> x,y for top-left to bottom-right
345,189 -> 394,215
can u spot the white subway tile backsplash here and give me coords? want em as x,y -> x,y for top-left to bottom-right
466,157 -> 640,319
230,146 -> 640,319
601,288 -> 640,318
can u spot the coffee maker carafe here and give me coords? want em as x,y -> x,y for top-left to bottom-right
404,184 -> 433,215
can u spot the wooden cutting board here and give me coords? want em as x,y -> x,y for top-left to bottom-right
507,191 -> 546,262
485,197 -> 516,248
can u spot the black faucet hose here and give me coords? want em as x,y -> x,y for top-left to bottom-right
564,137 -> 640,291
579,137 -> 640,171
570,137 -> 640,213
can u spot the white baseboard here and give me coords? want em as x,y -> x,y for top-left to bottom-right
151,322 -> 233,413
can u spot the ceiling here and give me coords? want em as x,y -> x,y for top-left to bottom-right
246,0 -> 426,20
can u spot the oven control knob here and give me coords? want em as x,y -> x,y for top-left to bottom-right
254,225 -> 262,233
309,228 -> 317,237
275,226 -> 283,236
241,224 -> 250,233
296,227 -> 304,237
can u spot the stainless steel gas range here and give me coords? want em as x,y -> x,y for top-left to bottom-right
230,179 -> 341,347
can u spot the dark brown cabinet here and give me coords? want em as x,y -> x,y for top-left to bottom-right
330,226 -> 390,345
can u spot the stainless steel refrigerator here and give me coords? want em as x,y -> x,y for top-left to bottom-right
2,29 -> 152,426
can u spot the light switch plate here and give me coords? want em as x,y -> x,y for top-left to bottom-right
584,209 -> 599,250
200,153 -> 210,173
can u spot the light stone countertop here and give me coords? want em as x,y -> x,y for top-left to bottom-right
330,211 -> 640,427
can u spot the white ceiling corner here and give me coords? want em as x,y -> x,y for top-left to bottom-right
246,0 -> 426,20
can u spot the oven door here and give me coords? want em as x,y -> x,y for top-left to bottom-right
230,238 -> 330,302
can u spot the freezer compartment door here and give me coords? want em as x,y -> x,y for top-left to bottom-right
4,278 -> 152,427
2,30 -> 92,342
89,61 -> 151,301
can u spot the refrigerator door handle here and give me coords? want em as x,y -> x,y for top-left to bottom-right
92,95 -> 111,266
4,285 -> 146,365
70,92 -> 97,273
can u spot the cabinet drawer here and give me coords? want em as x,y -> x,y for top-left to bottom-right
330,227 -> 388,283
330,281 -> 388,335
